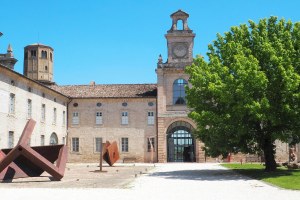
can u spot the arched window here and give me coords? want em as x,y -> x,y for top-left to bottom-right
50,132 -> 58,145
173,78 -> 188,105
177,19 -> 184,30
41,51 -> 47,59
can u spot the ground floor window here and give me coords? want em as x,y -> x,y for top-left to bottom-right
147,138 -> 155,152
41,135 -> 45,146
50,132 -> 58,145
72,137 -> 79,152
95,137 -> 102,152
8,131 -> 14,148
121,137 -> 128,152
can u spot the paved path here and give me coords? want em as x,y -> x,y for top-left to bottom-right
1,163 -> 299,200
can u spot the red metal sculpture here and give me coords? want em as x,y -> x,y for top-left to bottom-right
0,119 -> 67,181
103,141 -> 119,166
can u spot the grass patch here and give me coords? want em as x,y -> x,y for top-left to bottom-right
221,163 -> 300,190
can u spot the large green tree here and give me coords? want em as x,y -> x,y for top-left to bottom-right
186,16 -> 300,171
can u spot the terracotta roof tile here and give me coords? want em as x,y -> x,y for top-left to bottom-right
49,84 -> 157,98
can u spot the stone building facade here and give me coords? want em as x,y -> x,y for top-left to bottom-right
0,64 -> 68,149
50,84 -> 157,162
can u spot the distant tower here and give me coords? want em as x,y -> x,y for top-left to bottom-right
0,44 -> 18,70
23,43 -> 54,85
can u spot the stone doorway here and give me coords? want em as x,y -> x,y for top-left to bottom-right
167,121 -> 195,162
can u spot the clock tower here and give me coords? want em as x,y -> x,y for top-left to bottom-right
164,9 -> 195,68
156,10 -> 204,163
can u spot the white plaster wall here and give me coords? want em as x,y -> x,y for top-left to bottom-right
0,67 -> 68,149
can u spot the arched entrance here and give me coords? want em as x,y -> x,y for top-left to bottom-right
167,121 -> 195,162
50,132 -> 58,145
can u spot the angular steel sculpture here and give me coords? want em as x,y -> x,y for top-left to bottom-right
103,141 -> 119,166
0,119 -> 67,181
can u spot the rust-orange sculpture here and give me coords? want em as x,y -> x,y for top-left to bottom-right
0,119 -> 67,181
103,141 -> 119,166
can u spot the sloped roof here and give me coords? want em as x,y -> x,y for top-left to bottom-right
0,65 -> 68,98
25,43 -> 54,50
49,84 -> 157,98
170,9 -> 189,17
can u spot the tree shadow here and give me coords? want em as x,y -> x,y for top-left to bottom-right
149,169 -> 251,181
230,168 -> 295,180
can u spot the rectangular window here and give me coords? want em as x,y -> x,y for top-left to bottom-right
9,93 -> 15,114
41,104 -> 46,122
95,137 -> 102,152
121,137 -> 128,152
41,135 -> 45,146
8,131 -> 14,148
27,99 -> 32,118
62,137 -> 65,144
72,137 -> 79,152
121,112 -> 128,125
72,112 -> 79,125
96,112 -> 103,125
63,111 -> 66,126
147,138 -> 155,152
53,108 -> 57,124
147,111 -> 155,125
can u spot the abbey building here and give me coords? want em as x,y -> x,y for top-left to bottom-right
0,10 -> 295,163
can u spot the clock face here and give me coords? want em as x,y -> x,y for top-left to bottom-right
173,43 -> 188,58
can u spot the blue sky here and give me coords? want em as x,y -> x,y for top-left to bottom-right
1,0 -> 300,85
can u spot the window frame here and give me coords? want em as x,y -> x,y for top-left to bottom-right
72,137 -> 79,152
72,112 -> 79,125
41,104 -> 46,122
147,111 -> 155,125
53,107 -> 57,124
173,78 -> 188,105
9,93 -> 15,114
95,137 -> 102,153
121,137 -> 129,152
63,111 -> 66,126
41,135 -> 45,146
147,137 -> 155,152
8,131 -> 14,148
95,111 -> 103,125
121,111 -> 128,125
27,99 -> 32,119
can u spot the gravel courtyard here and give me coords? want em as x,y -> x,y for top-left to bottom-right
0,163 -> 299,200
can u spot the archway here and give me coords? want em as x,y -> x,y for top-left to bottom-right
50,132 -> 58,145
167,121 -> 195,162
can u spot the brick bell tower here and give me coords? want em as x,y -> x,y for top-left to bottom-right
156,10 -> 204,163
23,43 -> 54,85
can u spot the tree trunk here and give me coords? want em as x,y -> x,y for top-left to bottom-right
263,136 -> 277,171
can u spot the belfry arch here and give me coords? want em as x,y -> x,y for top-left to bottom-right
167,121 -> 195,162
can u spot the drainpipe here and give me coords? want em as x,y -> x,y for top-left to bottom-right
66,97 -> 73,147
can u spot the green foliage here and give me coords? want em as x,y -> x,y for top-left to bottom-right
222,163 -> 300,190
186,17 -> 300,160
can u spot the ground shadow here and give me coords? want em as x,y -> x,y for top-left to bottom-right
149,169 -> 250,181
149,167 -> 297,182
230,168 -> 295,180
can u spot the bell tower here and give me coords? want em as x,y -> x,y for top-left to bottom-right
156,10 -> 204,163
23,43 -> 54,85
163,9 -> 195,68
